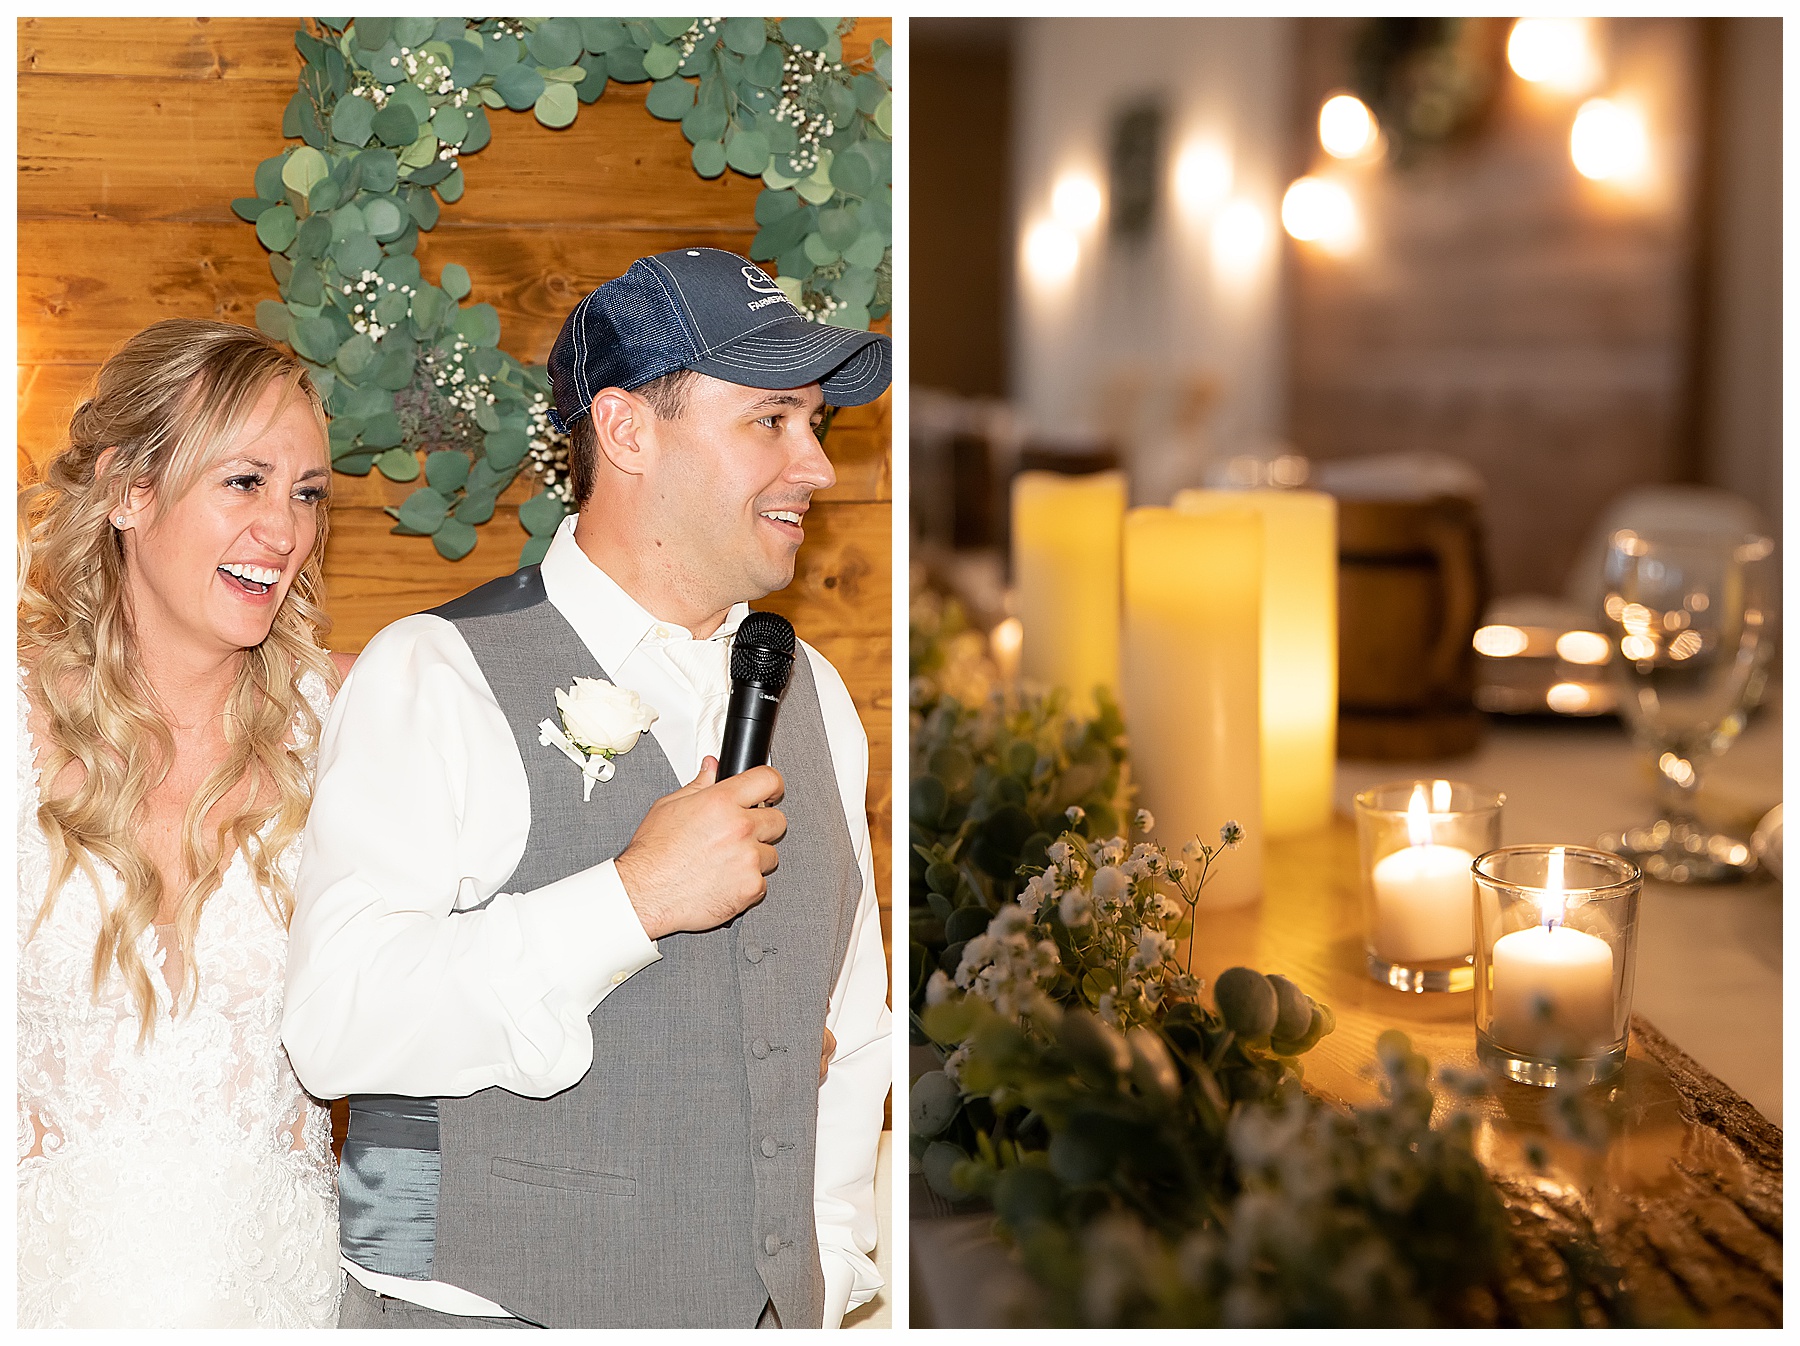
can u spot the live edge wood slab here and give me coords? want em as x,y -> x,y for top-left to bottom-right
911,818 -> 1781,1328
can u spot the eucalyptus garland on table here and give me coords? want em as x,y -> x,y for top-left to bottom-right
908,588 -> 1515,1327
235,17 -> 892,564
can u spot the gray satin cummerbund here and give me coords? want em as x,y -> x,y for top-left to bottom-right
339,1095 -> 442,1280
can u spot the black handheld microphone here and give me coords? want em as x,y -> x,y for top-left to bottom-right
717,611 -> 796,779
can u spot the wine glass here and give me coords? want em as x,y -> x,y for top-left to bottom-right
1597,526 -> 1776,882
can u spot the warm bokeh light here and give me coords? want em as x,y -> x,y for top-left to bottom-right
1546,682 -> 1592,714
1023,219 -> 1080,288
989,616 -> 1024,682
1620,633 -> 1657,661
1474,624 -> 1531,658
1571,98 -> 1648,181
1507,18 -> 1601,94
1319,94 -> 1378,159
1668,630 -> 1703,661
1281,176 -> 1357,250
1174,139 -> 1233,218
1555,630 -> 1611,665
1210,197 -> 1269,277
1051,171 -> 1104,230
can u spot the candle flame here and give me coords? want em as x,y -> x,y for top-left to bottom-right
1405,783 -> 1433,847
1540,845 -> 1566,930
1431,778 -> 1452,813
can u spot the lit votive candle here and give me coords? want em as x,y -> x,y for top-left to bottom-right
1488,848 -> 1615,1058
1355,779 -> 1503,993
1474,844 -> 1642,1087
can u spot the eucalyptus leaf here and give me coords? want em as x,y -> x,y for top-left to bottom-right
575,53 -> 609,104
454,488 -> 499,525
329,201 -> 368,242
334,452 -> 377,476
519,492 -> 568,537
795,176 -> 836,206
255,204 -> 298,252
642,42 -> 680,81
308,177 -> 342,213
646,76 -> 694,120
254,154 -> 288,202
372,104 -> 420,149
654,17 -> 696,39
393,16 -> 435,48
606,46 -> 648,82
743,42 -> 783,89
692,139 -> 727,179
525,16 -> 582,69
331,94 -> 375,147
233,196 -> 275,223
818,204 -> 862,251
534,82 -> 579,129
333,233 -> 382,278
376,447 -> 421,482
844,230 -> 886,269
483,426 -> 528,470
360,411 -> 404,449
287,260 -> 325,306
439,263 -> 472,300
779,17 -> 828,50
824,302 -> 869,331
409,286 -> 446,336
455,302 -> 502,348
725,129 -> 771,176
255,300 -> 294,342
437,165 -> 466,203
682,101 -> 728,144
291,315 -> 343,364
358,148 -> 399,193
803,232 -> 840,267
579,17 -> 628,52
409,189 -> 440,230
363,196 -> 406,240
874,93 -> 892,137
373,290 -> 409,326
398,131 -> 439,171
374,346 -> 417,391
336,331 -> 376,377
433,517 -> 479,560
397,486 -> 451,532
519,533 -> 553,567
494,62 -> 547,110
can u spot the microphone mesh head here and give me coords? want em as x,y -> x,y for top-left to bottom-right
731,611 -> 796,688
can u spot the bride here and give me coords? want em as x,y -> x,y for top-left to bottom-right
18,319 -> 349,1326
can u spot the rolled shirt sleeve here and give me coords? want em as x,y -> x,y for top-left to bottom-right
282,615 -> 660,1101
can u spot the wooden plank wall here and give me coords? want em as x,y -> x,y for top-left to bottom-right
18,17 -> 893,957
1286,18 -> 1702,599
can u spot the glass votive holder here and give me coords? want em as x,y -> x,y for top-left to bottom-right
1354,779 -> 1505,993
1473,845 -> 1643,1087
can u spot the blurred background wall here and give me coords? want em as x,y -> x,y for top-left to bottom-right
911,15 -> 1780,605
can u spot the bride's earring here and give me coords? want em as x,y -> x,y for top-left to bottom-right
114,516 -> 128,529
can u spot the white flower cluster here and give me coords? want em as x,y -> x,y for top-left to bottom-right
524,392 -> 574,504
339,268 -> 417,342
952,904 -> 1060,1020
418,334 -> 497,413
676,18 -> 724,60
773,43 -> 845,177
346,38 -> 473,123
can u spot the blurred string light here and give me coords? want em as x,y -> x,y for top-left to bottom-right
1050,170 -> 1104,230
1022,218 -> 1079,289
1174,139 -> 1233,219
1210,197 -> 1270,278
1318,94 -> 1378,159
1280,176 -> 1358,252
1507,18 -> 1600,94
1570,97 -> 1648,181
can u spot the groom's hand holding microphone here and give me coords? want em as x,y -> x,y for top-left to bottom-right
616,612 -> 798,941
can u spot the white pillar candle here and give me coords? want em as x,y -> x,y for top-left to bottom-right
1012,470 -> 1126,718
1175,489 -> 1337,838
1121,506 -> 1262,908
1372,843 -> 1477,963
1489,847 -> 1616,1056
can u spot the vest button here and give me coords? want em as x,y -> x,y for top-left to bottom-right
744,946 -> 764,964
764,1234 -> 780,1256
761,1135 -> 779,1158
751,1038 -> 771,1059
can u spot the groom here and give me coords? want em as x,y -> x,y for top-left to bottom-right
283,248 -> 892,1328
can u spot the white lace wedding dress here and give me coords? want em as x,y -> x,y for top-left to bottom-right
16,672 -> 342,1327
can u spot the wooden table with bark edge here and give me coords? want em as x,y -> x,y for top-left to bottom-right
910,817 -> 1782,1328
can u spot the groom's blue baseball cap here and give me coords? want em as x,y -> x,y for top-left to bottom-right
546,247 -> 892,433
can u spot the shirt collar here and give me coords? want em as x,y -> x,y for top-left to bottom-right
539,516 -> 749,672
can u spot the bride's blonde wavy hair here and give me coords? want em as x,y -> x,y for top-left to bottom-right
19,319 -> 340,1041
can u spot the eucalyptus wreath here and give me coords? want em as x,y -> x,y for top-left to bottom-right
235,17 -> 893,564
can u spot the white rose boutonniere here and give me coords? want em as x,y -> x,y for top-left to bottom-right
538,677 -> 658,801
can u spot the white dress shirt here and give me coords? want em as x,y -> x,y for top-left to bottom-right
283,516 -> 891,1325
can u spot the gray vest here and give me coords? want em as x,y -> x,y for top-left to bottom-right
337,569 -> 861,1328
